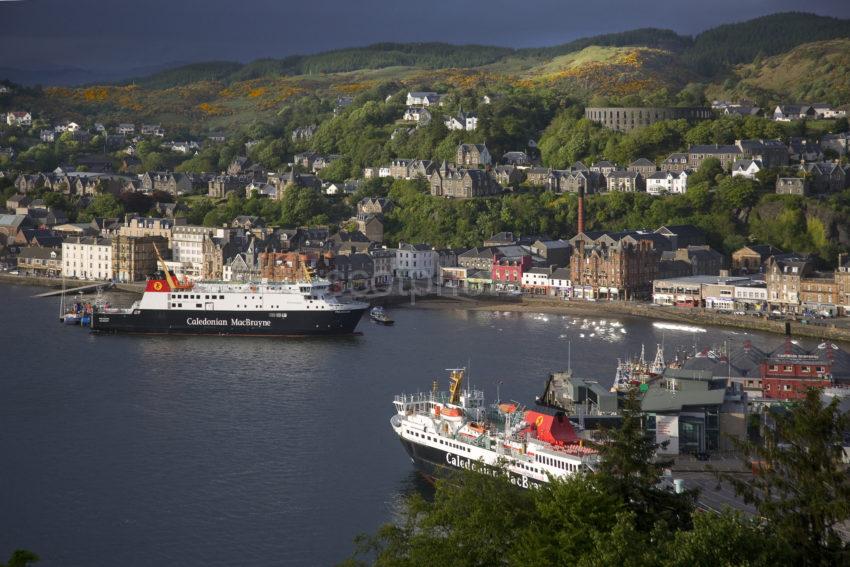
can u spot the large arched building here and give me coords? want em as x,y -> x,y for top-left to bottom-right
585,107 -> 713,132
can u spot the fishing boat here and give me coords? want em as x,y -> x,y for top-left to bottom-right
370,306 -> 394,325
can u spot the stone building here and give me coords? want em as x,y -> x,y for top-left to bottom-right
660,153 -> 690,173
731,244 -> 783,274
357,197 -> 392,216
456,144 -> 491,167
112,235 -> 169,282
16,246 -> 62,277
257,251 -> 329,281
429,162 -> 501,198
584,107 -> 712,132
627,158 -> 657,177
687,144 -> 743,171
605,170 -> 644,192
837,255 -> 850,315
776,177 -> 808,196
118,216 -> 184,245
764,255 -> 813,313
208,175 -> 245,198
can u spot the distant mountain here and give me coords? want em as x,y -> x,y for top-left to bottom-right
685,12 -> 850,76
0,62 -> 191,87
4,12 -> 848,88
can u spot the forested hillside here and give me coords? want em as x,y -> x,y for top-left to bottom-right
684,12 -> 850,76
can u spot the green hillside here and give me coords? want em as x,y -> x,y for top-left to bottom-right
2,12 -> 850,135
707,39 -> 850,106
685,12 -> 850,75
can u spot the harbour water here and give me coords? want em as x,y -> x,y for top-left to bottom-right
0,284 -> 818,566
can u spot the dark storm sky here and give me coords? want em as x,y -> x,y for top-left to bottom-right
1,0 -> 849,71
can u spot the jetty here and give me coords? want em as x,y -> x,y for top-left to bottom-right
34,282 -> 112,298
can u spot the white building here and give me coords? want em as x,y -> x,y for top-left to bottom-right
731,159 -> 762,180
6,111 -> 31,127
521,268 -> 552,292
444,111 -> 478,131
394,243 -> 436,280
646,170 -> 690,195
548,268 -> 572,297
406,91 -> 440,107
62,237 -> 114,280
171,225 -> 231,279
403,107 -> 431,124
734,283 -> 768,309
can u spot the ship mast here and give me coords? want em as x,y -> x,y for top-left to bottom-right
447,368 -> 465,405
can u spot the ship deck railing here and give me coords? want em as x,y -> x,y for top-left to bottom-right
394,389 -> 485,407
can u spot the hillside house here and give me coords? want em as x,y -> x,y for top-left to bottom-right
406,92 -> 441,107
6,111 -> 31,127
456,143 -> 491,167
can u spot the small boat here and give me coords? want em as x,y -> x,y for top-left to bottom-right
370,306 -> 394,325
63,312 -> 82,325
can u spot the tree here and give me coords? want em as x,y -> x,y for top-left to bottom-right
716,176 -> 760,210
664,510 -> 786,567
78,193 -> 123,222
347,470 -> 535,567
718,389 -> 850,565
688,158 -> 724,187
0,549 -> 39,567
593,389 -> 696,532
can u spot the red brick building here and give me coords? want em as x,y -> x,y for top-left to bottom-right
568,231 -> 662,300
760,341 -> 832,400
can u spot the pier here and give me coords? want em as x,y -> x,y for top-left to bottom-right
33,282 -> 112,298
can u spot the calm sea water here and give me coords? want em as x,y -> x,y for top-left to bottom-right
0,284 -> 815,566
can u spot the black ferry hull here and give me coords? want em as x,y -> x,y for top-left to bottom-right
398,438 -> 543,489
91,307 -> 367,336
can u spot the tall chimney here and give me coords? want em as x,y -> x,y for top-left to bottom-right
577,185 -> 585,235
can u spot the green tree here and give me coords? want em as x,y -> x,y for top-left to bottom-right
593,389 -> 696,532
0,549 -> 39,567
716,176 -> 760,210
719,389 -> 850,565
78,193 -> 124,222
688,158 -> 724,187
663,510 -> 786,567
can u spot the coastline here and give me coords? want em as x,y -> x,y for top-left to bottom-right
399,294 -> 850,344
6,273 -> 849,343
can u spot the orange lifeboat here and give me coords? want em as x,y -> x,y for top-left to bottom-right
441,407 -> 463,418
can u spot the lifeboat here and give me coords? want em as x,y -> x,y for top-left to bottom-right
441,406 -> 463,420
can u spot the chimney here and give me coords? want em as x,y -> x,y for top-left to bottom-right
577,185 -> 585,235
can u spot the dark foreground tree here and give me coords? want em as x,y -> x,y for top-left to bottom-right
0,550 -> 39,567
593,388 -> 696,531
719,388 -> 850,566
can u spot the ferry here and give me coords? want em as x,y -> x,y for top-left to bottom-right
91,250 -> 368,336
391,369 -> 598,488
